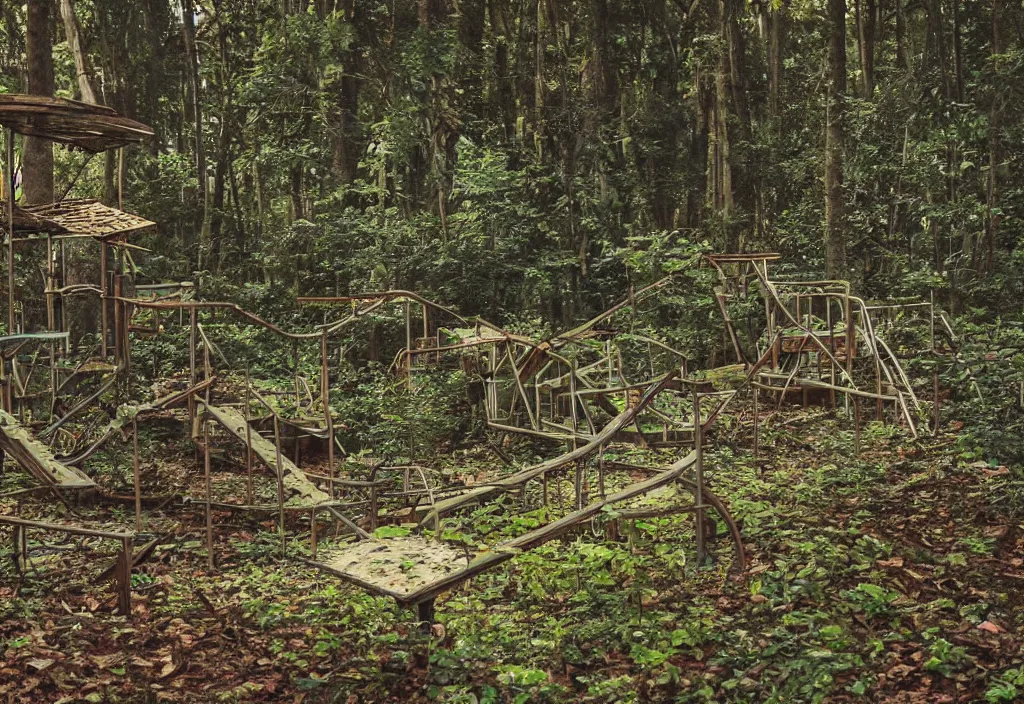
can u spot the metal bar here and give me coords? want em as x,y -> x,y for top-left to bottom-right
6,128 -> 14,335
119,536 -> 133,616
132,417 -> 142,532
100,242 -> 108,358
693,389 -> 705,565
203,417 -> 214,569
752,385 -> 759,460
0,515 -> 132,540
321,332 -> 334,498
117,147 -> 125,211
404,300 -> 412,387
310,508 -> 318,559
244,368 -> 254,505
273,415 -> 286,555
929,290 -> 936,352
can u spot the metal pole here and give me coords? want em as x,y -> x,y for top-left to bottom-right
310,509 -> 317,559
404,300 -> 412,388
292,341 -> 300,411
273,415 -> 286,556
117,147 -> 125,211
59,239 -> 68,351
6,128 -> 14,335
321,331 -> 334,498
100,242 -> 108,358
188,308 -> 197,432
119,536 -> 133,616
693,388 -> 706,566
568,362 -> 579,445
203,416 -> 214,569
369,485 -> 378,531
930,289 -> 936,353
854,396 -> 862,456
244,366 -> 254,505
752,385 -> 759,461
45,232 -> 56,418
113,272 -> 122,368
132,417 -> 142,532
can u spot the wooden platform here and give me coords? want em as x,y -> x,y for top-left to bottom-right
0,411 -> 95,489
199,403 -> 331,507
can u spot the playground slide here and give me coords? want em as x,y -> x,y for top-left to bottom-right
198,403 -> 331,507
0,411 -> 95,489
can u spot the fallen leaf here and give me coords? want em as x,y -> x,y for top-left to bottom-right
982,467 -> 1010,478
159,661 -> 181,679
26,658 -> 54,673
878,557 -> 904,568
978,620 -> 1004,634
91,654 -> 121,669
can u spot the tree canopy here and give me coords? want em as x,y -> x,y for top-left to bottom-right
0,0 -> 1019,326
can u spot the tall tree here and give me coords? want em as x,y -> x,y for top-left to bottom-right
855,0 -> 875,97
23,0 -> 54,205
824,0 -> 847,279
768,1 -> 786,118
180,0 -> 208,269
985,0 -> 1003,272
708,0 -> 736,247
59,0 -> 97,104
331,0 -> 361,186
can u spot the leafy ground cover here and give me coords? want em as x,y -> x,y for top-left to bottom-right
1,401 -> 1021,703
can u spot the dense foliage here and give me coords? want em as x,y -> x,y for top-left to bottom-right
2,0 -> 1022,324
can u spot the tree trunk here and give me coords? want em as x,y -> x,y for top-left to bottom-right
59,0 -> 98,104
768,2 -> 785,118
708,0 -> 735,248
457,0 -> 486,133
331,0 -> 361,185
925,0 -> 951,100
825,0 -> 847,280
290,165 -> 304,222
180,0 -> 208,270
855,0 -> 875,97
24,0 -> 55,205
724,0 -> 750,135
591,0 -> 619,117
488,0 -> 515,142
209,0 -> 231,273
534,0 -> 545,159
986,0 -> 1002,272
952,0 -> 964,103
895,0 -> 910,71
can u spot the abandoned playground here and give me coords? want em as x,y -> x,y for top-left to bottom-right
0,96 -> 1016,703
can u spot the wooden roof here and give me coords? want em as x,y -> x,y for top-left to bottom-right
25,199 -> 155,239
0,200 -> 68,234
0,95 -> 153,152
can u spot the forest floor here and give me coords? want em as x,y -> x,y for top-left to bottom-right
0,405 -> 1022,703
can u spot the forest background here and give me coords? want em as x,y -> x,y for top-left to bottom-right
1,0 -> 1023,460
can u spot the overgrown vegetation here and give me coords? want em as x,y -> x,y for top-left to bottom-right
1,0 -> 1024,702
